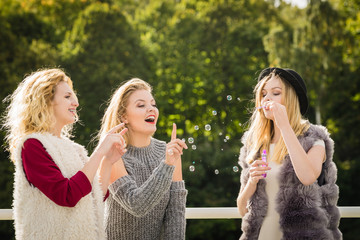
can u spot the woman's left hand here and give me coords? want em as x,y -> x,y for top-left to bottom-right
165,123 -> 188,166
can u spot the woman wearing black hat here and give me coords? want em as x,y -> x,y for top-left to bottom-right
236,68 -> 342,240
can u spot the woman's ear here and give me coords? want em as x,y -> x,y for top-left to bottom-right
121,115 -> 128,124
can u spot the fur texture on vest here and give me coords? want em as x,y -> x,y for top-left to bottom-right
13,133 -> 106,240
238,124 -> 342,240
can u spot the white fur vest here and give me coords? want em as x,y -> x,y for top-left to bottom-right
238,124 -> 342,240
13,133 -> 106,240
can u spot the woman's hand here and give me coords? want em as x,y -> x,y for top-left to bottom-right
248,159 -> 271,185
95,123 -> 128,165
263,101 -> 290,129
165,123 -> 188,166
237,160 -> 271,217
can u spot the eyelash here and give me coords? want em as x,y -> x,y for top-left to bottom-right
138,104 -> 157,108
262,93 -> 280,97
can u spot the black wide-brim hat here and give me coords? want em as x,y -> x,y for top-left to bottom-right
258,67 -> 309,115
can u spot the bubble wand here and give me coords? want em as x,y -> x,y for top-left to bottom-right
262,149 -> 267,178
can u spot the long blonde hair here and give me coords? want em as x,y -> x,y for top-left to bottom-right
99,78 -> 152,144
2,68 -> 75,162
246,72 -> 309,164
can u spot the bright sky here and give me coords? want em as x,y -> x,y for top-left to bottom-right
284,0 -> 308,8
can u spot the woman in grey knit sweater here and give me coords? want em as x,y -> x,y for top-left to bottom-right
99,78 -> 188,240
237,68 -> 341,239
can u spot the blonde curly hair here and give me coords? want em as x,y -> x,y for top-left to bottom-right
2,68 -> 75,162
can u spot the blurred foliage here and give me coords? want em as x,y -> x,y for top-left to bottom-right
1,0 -> 359,239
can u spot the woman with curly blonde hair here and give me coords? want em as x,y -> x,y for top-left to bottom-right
3,68 -> 127,240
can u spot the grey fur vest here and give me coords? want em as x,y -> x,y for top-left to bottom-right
238,124 -> 342,240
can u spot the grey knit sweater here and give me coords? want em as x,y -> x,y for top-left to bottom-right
105,138 -> 188,240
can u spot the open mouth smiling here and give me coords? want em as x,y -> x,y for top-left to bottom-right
145,115 -> 156,123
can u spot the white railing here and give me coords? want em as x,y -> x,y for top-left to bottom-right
1,207 -> 360,220
185,206 -> 360,219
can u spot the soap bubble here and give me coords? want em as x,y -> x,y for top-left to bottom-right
224,139 -> 227,143
194,125 -> 199,130
233,166 -> 239,172
225,135 -> 230,140
237,97 -> 241,101
205,124 -> 211,131
192,145 -> 197,150
227,95 -> 232,101
181,138 -> 186,142
188,137 -> 194,144
189,165 -> 195,172
219,132 -> 223,136
214,169 -> 219,175
212,110 -> 217,116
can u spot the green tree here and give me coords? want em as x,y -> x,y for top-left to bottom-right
1,0 -> 360,239
60,2 -> 153,147
133,0 -> 274,238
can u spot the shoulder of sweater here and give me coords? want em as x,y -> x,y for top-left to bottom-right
300,124 -> 335,164
303,123 -> 331,142
17,133 -> 51,151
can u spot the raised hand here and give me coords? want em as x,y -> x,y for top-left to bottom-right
96,123 -> 128,165
165,123 -> 188,166
263,101 -> 290,128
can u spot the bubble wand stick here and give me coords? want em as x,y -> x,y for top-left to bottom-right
262,150 -> 267,178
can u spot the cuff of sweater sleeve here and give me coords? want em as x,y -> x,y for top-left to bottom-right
170,181 -> 186,190
170,181 -> 188,201
74,171 -> 92,196
158,161 -> 176,176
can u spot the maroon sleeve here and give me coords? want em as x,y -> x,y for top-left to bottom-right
104,189 -> 109,201
21,138 -> 92,207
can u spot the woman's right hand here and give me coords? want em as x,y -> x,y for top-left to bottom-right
248,159 -> 271,185
237,160 -> 271,216
95,123 -> 128,165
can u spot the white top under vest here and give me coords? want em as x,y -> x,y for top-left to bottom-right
13,133 -> 106,240
258,140 -> 325,240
